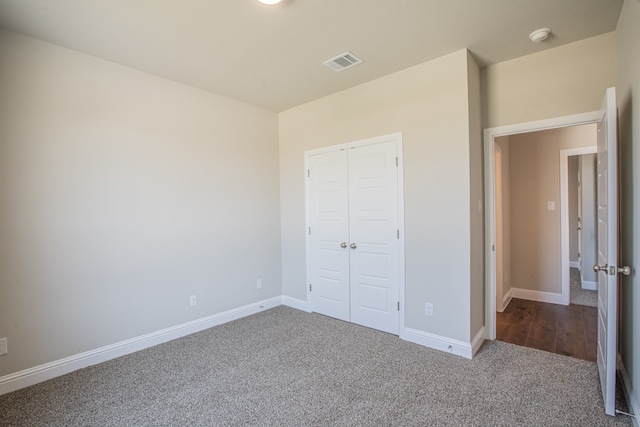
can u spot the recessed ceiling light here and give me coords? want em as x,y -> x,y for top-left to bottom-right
257,0 -> 284,5
529,28 -> 551,43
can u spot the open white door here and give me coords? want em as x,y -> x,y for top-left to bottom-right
594,87 -> 618,416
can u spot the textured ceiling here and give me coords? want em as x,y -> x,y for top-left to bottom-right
0,0 -> 624,111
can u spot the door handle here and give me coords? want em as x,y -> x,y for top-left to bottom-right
593,264 -> 608,273
340,242 -> 347,249
594,264 -> 632,276
350,243 -> 357,249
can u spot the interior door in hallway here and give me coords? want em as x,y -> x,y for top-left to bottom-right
577,160 -> 583,273
307,138 -> 400,335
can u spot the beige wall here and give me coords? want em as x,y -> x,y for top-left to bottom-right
616,0 -> 640,415
279,50 -> 479,342
467,52 -> 484,339
0,31 -> 282,377
482,32 -> 617,128
508,125 -> 596,294
494,136 -> 512,306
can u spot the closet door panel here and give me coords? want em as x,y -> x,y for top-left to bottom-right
348,142 -> 399,334
308,151 -> 350,321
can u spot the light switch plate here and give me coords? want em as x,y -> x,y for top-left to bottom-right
548,201 -> 555,211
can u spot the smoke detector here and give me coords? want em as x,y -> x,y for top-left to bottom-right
529,28 -> 551,43
323,52 -> 363,72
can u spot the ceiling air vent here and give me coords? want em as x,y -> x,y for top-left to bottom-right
323,51 -> 363,72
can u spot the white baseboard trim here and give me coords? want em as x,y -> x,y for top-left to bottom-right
402,327 -> 474,359
0,295 -> 499,396
504,288 -> 513,309
497,288 -> 513,312
0,296 -> 282,396
471,326 -> 486,357
281,295 -> 310,312
618,355 -> 640,426
581,280 -> 597,291
570,261 -> 580,269
511,287 -> 564,305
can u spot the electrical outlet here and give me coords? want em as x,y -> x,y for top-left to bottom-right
256,279 -> 263,290
425,302 -> 434,316
190,295 -> 197,307
0,338 -> 7,356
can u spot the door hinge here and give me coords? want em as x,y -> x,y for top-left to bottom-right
309,283 -> 312,292
492,245 -> 495,251
397,301 -> 400,311
309,227 -> 311,235
396,157 -> 398,167
307,169 -> 310,178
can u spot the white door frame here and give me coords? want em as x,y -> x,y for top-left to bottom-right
484,112 -> 600,340
304,132 -> 406,334
494,144 -> 504,312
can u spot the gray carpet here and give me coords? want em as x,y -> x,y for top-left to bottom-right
0,306 -> 631,426
571,267 -> 598,307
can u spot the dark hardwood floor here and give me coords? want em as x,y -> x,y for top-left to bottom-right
496,298 -> 597,362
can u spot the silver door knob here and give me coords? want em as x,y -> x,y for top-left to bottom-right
594,264 -> 608,273
350,243 -> 357,249
340,242 -> 347,248
619,266 -> 631,276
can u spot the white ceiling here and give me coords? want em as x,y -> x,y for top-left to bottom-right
0,0 -> 624,112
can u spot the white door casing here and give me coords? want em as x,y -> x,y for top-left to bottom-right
305,133 -> 403,335
494,145 -> 505,312
595,87 -> 618,417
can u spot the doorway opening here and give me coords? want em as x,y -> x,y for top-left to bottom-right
484,111 -> 602,343
489,125 -> 598,361
485,88 -> 620,415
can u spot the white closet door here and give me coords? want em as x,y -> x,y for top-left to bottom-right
307,150 -> 350,321
348,141 -> 399,334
